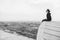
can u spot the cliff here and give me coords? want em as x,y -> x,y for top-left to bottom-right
37,21 -> 60,40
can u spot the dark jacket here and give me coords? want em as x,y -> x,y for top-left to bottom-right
46,13 -> 51,21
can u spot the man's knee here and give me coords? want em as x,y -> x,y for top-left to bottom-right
42,19 -> 47,22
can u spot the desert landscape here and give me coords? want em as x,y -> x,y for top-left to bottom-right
0,21 -> 40,40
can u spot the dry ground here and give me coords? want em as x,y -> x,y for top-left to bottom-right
0,21 -> 40,40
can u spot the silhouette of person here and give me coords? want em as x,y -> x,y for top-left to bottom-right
42,9 -> 52,22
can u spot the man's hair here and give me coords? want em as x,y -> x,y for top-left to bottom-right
46,9 -> 50,12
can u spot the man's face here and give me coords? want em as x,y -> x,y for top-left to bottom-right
46,11 -> 48,13
46,11 -> 50,13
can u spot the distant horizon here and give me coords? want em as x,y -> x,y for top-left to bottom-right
0,20 -> 59,23
0,20 -> 41,22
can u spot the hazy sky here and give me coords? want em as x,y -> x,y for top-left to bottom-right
0,0 -> 60,22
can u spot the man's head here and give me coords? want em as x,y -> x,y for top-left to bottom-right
46,9 -> 50,13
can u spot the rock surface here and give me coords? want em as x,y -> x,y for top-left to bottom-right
0,30 -> 34,40
37,21 -> 60,40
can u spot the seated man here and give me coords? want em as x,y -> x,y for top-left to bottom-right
42,9 -> 52,22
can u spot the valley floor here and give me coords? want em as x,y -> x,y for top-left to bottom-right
0,30 -> 35,40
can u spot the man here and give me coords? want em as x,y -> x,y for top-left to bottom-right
42,9 -> 52,22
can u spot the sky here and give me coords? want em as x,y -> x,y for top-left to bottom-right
0,0 -> 60,22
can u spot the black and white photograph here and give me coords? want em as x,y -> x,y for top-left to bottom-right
0,0 -> 60,40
